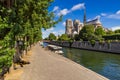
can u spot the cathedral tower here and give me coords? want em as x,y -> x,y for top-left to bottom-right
65,19 -> 73,37
83,7 -> 86,25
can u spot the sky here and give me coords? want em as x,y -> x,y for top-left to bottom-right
42,0 -> 120,39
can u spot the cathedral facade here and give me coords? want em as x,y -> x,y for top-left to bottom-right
65,19 -> 83,38
65,17 -> 102,38
86,17 -> 102,29
65,8 -> 103,37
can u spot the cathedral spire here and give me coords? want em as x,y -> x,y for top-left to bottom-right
83,7 -> 86,25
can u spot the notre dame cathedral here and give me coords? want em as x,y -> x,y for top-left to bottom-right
65,8 -> 102,38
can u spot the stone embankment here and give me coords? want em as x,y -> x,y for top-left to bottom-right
48,41 -> 120,54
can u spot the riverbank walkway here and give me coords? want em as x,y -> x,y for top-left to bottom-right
20,43 -> 109,80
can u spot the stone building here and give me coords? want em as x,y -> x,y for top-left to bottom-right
86,17 -> 102,29
73,20 -> 83,34
65,7 -> 104,38
65,19 -> 83,38
65,19 -> 73,37
65,17 -> 103,38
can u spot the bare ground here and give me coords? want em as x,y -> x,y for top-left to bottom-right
5,50 -> 32,80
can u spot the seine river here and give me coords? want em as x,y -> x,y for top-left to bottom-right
44,42 -> 120,80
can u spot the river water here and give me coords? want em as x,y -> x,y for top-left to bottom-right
44,42 -> 120,80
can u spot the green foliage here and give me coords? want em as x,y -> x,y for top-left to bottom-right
0,0 -> 61,75
44,37 -> 49,40
103,34 -> 120,40
79,25 -> 94,41
90,40 -> 95,47
106,30 -> 114,35
58,34 -> 69,41
77,25 -> 105,41
0,48 -> 15,68
115,29 -> 120,33
48,33 -> 56,40
74,34 -> 79,41
95,27 -> 105,36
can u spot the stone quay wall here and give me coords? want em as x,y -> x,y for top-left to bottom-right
48,41 -> 120,54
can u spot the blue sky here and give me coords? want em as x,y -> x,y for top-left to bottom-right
42,0 -> 120,39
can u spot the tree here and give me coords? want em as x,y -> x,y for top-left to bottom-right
106,30 -> 114,35
79,25 -> 94,41
95,27 -> 105,36
48,33 -> 56,40
74,34 -> 79,41
58,34 -> 69,41
0,0 -> 61,77
115,29 -> 120,33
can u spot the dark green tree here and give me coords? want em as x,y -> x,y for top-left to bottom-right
74,34 -> 79,41
48,33 -> 56,40
79,25 -> 94,41
115,29 -> 120,33
58,34 -> 69,41
95,27 -> 105,36
0,0 -> 61,77
106,30 -> 114,35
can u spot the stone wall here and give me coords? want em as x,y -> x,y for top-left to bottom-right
48,41 -> 70,47
48,41 -> 120,54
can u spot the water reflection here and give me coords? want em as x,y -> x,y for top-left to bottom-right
63,48 -> 120,80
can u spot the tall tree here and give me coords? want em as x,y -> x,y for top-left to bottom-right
79,25 -> 94,41
0,0 -> 61,78
58,34 -> 69,41
95,27 -> 105,36
115,29 -> 120,33
48,33 -> 56,40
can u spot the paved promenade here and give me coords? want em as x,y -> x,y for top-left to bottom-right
21,43 -> 109,80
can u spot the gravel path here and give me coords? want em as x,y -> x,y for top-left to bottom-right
21,43 -> 109,80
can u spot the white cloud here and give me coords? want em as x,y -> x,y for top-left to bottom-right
94,15 -> 101,19
71,3 -> 85,11
53,30 -> 65,36
52,31 -> 57,34
58,9 -> 69,16
53,6 -> 59,12
42,28 -> 55,39
111,26 -> 120,31
46,27 -> 54,32
116,10 -> 120,14
101,13 -> 107,16
62,22 -> 66,26
107,10 -> 120,19
56,3 -> 85,16
108,14 -> 120,19
87,15 -> 101,22
87,19 -> 92,22
99,10 -> 120,19
42,28 -> 65,39
42,31 -> 49,39
59,30 -> 65,34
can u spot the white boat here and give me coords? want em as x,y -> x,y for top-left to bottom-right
55,50 -> 63,54
47,45 -> 62,50
47,45 -> 63,54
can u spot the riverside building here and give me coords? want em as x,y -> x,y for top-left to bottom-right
65,19 -> 83,38
65,8 -> 104,37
